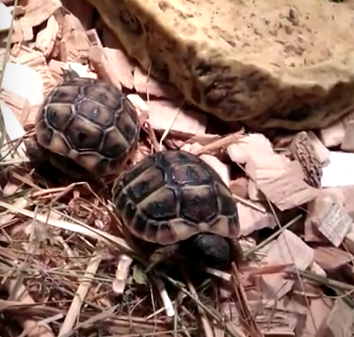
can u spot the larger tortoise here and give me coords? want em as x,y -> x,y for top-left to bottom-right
112,150 -> 242,269
26,70 -> 140,179
86,0 -> 354,130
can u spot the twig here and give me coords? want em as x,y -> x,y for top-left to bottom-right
58,250 -> 102,337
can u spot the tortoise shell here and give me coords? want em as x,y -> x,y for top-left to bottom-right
35,76 -> 140,177
112,150 -> 239,245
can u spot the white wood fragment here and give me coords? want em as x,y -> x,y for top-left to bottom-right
2,63 -> 44,106
0,3 -> 12,32
319,121 -> 345,148
112,254 -> 133,295
321,151 -> 354,187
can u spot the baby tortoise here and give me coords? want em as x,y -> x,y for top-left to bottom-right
112,150 -> 242,270
26,70 -> 140,179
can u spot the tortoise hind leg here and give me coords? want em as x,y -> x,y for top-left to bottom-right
145,243 -> 180,272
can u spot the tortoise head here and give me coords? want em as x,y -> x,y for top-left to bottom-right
179,233 -> 234,269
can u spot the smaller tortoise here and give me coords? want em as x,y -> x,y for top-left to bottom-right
112,150 -> 242,269
26,70 -> 140,179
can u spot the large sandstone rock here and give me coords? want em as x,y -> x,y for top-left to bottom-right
86,0 -> 354,130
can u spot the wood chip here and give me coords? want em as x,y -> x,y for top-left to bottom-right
261,230 -> 314,299
104,47 -> 135,89
227,133 -> 274,165
133,67 -> 180,99
306,131 -> 330,164
247,159 -> 319,211
58,9 -> 90,62
313,246 -> 352,271
10,0 -> 62,43
0,89 -> 36,125
319,120 -> 345,148
306,194 -> 352,247
238,202 -> 276,236
316,299 -> 354,337
147,100 -> 207,138
300,297 -> 333,337
340,120 -> 354,152
35,14 -> 59,57
230,177 -> 249,199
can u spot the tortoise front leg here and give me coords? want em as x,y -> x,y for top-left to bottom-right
145,243 -> 180,272
230,238 -> 243,267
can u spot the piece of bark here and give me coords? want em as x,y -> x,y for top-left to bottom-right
290,131 -> 323,188
307,131 -> 330,164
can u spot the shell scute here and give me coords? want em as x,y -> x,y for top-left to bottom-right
48,85 -> 81,104
64,116 -> 104,152
76,99 -> 114,128
179,185 -> 219,224
100,128 -> 129,158
112,150 -> 240,245
34,77 -> 140,176
45,104 -> 74,132
140,187 -> 178,221
81,81 -> 125,110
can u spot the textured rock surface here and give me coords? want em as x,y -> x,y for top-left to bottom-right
86,0 -> 354,130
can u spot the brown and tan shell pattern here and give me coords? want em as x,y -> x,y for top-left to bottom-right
112,150 -> 240,245
35,76 -> 140,176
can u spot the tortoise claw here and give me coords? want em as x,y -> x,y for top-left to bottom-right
145,244 -> 179,272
